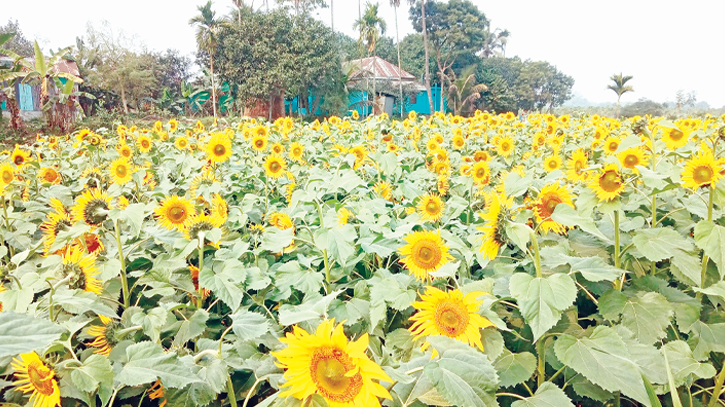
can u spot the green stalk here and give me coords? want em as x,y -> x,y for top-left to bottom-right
708,362 -> 725,407
113,220 -> 130,308
197,238 -> 205,309
467,181 -> 475,225
529,230 -> 542,278
226,375 -> 238,407
536,339 -> 546,387
2,198 -> 15,258
700,186 -> 715,289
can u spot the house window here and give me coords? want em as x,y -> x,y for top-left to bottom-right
410,93 -> 417,104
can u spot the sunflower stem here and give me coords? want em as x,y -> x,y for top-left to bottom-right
2,198 -> 15,258
197,233 -> 205,309
708,362 -> 725,407
467,181 -> 475,225
226,375 -> 238,407
113,219 -> 130,308
614,210 -> 624,290
700,186 -> 715,290
536,338 -> 546,387
529,230 -> 542,279
242,376 -> 263,407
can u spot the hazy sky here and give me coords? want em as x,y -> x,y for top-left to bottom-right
6,0 -> 725,107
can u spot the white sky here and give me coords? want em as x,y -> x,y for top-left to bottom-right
6,0 -> 725,107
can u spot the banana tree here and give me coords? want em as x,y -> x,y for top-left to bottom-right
0,34 -> 25,130
43,77 -> 95,132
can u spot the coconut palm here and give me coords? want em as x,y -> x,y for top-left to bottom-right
446,65 -> 487,116
390,0 -> 404,116
353,2 -> 387,115
189,1 -> 227,121
409,0 -> 433,114
608,73 -> 634,119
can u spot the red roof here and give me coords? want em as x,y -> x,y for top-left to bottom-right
345,56 -> 417,81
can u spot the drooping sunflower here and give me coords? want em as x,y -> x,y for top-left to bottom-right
38,167 -> 62,185
493,134 -> 515,158
73,232 -> 105,256
661,126 -> 691,150
0,162 -> 16,187
71,188 -> 112,227
398,230 -> 454,281
409,286 -> 494,351
210,193 -> 228,226
588,163 -> 625,202
206,132 -> 233,163
617,147 -> 648,172
534,183 -> 574,235
136,134 -> 153,153
565,149 -> 589,183
11,145 -> 31,167
11,351 -> 61,407
61,246 -> 103,295
337,207 -> 353,226
155,195 -> 197,231
269,212 -> 294,231
251,134 -> 268,153
184,214 -> 220,244
543,155 -> 562,172
373,180 -> 393,201
681,149 -> 724,189
289,142 -> 305,162
437,175 -> 450,196
272,319 -> 392,407
174,136 -> 189,151
40,211 -> 72,254
86,316 -> 118,356
188,170 -> 220,197
470,161 -> 491,186
264,154 -> 288,179
478,192 -> 514,260
417,193 -> 445,223
109,157 -> 133,185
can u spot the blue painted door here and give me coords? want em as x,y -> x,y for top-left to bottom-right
19,83 -> 33,111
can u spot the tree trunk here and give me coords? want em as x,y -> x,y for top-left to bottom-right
330,0 -> 334,32
421,0 -> 433,115
120,85 -> 129,115
373,50 -> 377,115
394,4 -> 404,117
210,55 -> 218,121
616,95 -> 621,119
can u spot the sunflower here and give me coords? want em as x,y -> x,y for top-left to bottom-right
493,135 -> 515,158
534,183 -> 574,235
184,214 -> 220,244
269,212 -> 294,230
73,232 -> 105,256
264,154 -> 288,179
155,196 -> 197,231
148,380 -> 167,407
86,316 -> 117,356
11,352 -> 61,407
188,170 -> 220,197
451,135 -> 465,150
373,181 -> 393,201
174,136 -> 189,151
602,136 -> 620,155
478,192 -> 514,260
40,211 -> 72,254
337,207 -> 353,226
61,246 -> 102,295
398,230 -> 454,281
473,150 -> 490,162
38,167 -> 62,185
617,147 -> 648,172
206,132 -> 233,163
210,193 -> 228,226
543,155 -> 562,172
349,146 -> 368,168
251,134 -> 268,153
0,162 -> 16,187
409,286 -> 494,351
681,149 -> 723,189
470,161 -> 491,186
289,142 -> 305,162
136,134 -> 153,153
11,145 -> 31,167
71,188 -> 111,227
109,157 -> 133,185
272,319 -> 392,407
565,149 -> 589,183
117,143 -> 133,159
417,193 -> 445,223
661,126 -> 691,150
271,142 -> 285,155
437,175 -> 449,196
589,163 -> 625,202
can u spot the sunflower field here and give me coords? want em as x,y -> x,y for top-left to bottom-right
0,111 -> 725,407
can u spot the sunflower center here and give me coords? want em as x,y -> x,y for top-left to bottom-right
14,155 -> 24,166
270,161 -> 281,173
608,142 -> 618,151
214,144 -> 226,156
84,200 -> 109,226
670,129 -> 684,141
412,240 -> 442,269
624,154 -> 639,167
548,160 -> 558,169
574,161 -> 583,173
188,221 -> 214,241
2,170 -> 13,184
255,140 -> 264,148
475,168 -> 486,178
179,140 -> 188,148
540,195 -> 563,218
293,148 -> 301,156
501,142 -> 511,151
27,362 -> 55,396
693,166 -> 714,184
599,170 -> 621,192
141,140 -> 150,149
44,170 -> 59,182
434,301 -> 469,337
310,347 -> 363,403
425,200 -> 440,214
168,206 -> 187,222
116,165 -> 127,177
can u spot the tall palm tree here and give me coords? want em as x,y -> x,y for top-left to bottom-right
409,0 -> 433,114
446,65 -> 487,116
390,0 -> 404,117
189,1 -> 227,121
608,73 -> 634,119
353,2 -> 387,115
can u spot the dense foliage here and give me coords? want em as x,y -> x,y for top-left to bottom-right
0,111 -> 725,407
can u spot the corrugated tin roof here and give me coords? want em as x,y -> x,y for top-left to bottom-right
344,56 -> 417,81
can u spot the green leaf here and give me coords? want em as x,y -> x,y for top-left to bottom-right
424,344 -> 499,407
598,291 -> 673,345
359,235 -> 399,257
511,382 -> 574,407
505,221 -> 531,253
53,289 -> 118,318
505,171 -> 535,197
693,281 -> 725,307
540,247 -> 620,282
554,326 -> 651,406
173,309 -> 209,347
260,227 -> 295,253
314,225 -> 357,266
278,290 -> 342,326
694,220 -> 725,278
0,312 -> 66,357
275,260 -> 324,296
117,341 -> 200,388
632,227 -> 693,262
688,321 -> 725,360
662,343 -> 683,407
509,273 -> 577,342
198,260 -> 245,310
661,340 -> 715,386
231,308 -> 271,341
671,250 -> 702,287
551,204 -> 610,242
494,349 -> 537,388
70,354 -> 113,393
